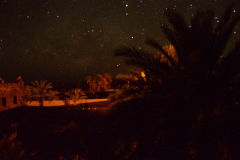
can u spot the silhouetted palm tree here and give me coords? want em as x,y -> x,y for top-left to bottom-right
26,80 -> 59,107
112,3 -> 240,159
65,88 -> 87,104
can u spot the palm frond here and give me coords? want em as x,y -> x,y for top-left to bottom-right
219,40 -> 240,82
27,80 -> 58,102
214,14 -> 240,57
164,9 -> 188,33
114,47 -> 173,79
145,39 -> 177,67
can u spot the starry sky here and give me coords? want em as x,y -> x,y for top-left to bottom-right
0,0 -> 239,83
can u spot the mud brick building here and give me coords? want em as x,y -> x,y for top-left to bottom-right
0,78 -> 24,112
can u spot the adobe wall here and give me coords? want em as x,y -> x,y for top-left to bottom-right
0,82 -> 24,112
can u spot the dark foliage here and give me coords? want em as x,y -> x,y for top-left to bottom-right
113,3 -> 240,160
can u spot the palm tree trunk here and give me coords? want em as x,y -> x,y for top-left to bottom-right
65,99 -> 69,106
39,98 -> 44,107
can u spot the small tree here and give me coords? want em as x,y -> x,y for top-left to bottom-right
103,73 -> 112,89
85,74 -> 112,98
85,76 -> 97,96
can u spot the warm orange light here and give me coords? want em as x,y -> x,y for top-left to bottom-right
140,72 -> 146,78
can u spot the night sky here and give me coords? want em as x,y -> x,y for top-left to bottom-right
0,0 -> 239,83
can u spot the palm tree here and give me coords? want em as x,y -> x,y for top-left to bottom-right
65,88 -> 87,104
112,3 -> 240,159
26,80 -> 59,107
115,3 -> 240,110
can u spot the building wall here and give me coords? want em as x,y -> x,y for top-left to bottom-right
0,82 -> 24,112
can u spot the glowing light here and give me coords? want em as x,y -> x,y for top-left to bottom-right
141,72 -> 146,78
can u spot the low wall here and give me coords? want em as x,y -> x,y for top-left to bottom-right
26,99 -> 110,107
